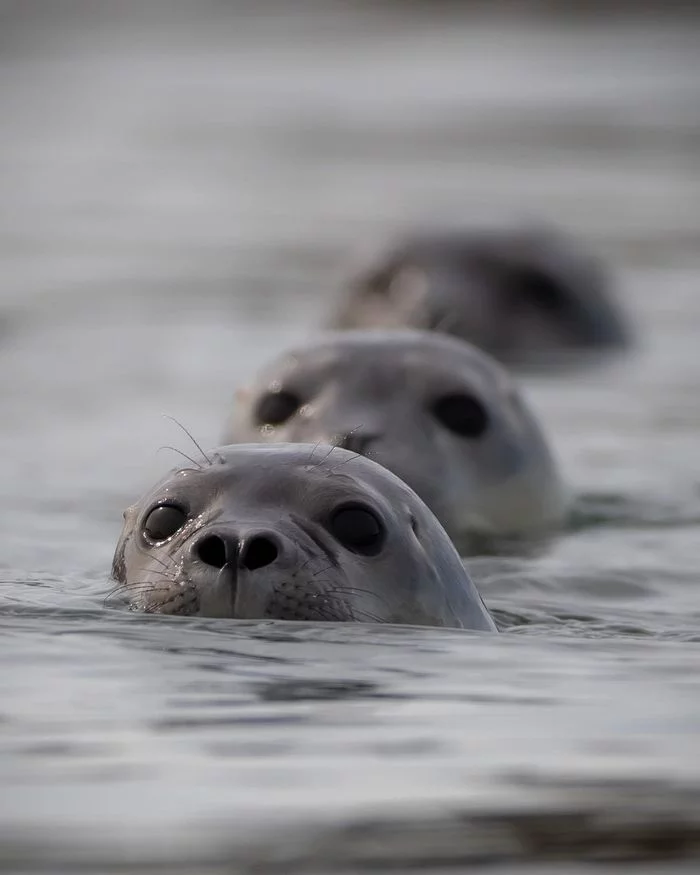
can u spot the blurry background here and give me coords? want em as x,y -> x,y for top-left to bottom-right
1,1 -> 700,871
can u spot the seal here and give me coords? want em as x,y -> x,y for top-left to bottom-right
223,329 -> 568,554
111,443 -> 497,631
329,224 -> 630,368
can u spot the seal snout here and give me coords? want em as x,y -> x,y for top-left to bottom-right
194,530 -> 280,571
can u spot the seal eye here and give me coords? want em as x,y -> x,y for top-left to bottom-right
513,269 -> 566,313
329,505 -> 384,556
432,393 -> 489,438
254,390 -> 301,426
143,504 -> 187,542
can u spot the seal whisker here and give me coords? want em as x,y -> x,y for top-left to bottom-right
321,584 -> 392,610
120,567 -> 175,582
324,451 -> 363,476
347,607 -> 387,624
162,414 -> 213,466
308,602 -> 353,623
307,440 -> 323,464
329,424 -> 362,449
115,581 -> 171,598
145,553 -> 180,577
310,561 -> 338,580
157,445 -> 203,470
138,551 -> 170,570
319,443 -> 339,466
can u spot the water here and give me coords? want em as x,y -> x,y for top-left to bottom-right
1,1 -> 700,871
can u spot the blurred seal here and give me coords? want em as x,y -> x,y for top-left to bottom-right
329,224 -> 630,369
112,443 -> 496,631
224,329 -> 568,554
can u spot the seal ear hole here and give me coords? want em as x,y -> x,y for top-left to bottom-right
254,390 -> 301,427
409,514 -> 419,536
143,503 -> 188,542
329,504 -> 385,556
432,393 -> 489,439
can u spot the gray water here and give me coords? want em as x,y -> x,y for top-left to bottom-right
1,2 -> 700,871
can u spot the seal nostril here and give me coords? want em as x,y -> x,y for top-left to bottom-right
197,535 -> 228,569
240,536 -> 278,571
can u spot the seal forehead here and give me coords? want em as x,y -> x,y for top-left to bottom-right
252,330 -> 519,413
151,445 -> 394,516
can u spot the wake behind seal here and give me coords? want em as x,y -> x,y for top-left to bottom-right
329,224 -> 631,369
112,443 -> 497,632
224,329 -> 568,555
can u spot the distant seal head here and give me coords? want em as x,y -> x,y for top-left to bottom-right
330,225 -> 630,369
112,443 -> 496,631
224,330 -> 568,554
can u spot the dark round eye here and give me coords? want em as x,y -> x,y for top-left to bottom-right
254,390 -> 301,426
143,504 -> 187,541
514,270 -> 566,313
432,393 -> 489,438
329,505 -> 385,556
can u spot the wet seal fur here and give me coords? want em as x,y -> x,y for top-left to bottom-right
111,443 -> 497,632
330,224 -> 630,369
224,330 -> 568,554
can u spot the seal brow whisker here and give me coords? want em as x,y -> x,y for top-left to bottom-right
307,440 -> 323,465
331,424 -> 361,447
320,442 -> 342,465
162,414 -> 213,466
157,445 -> 204,470
325,450 -> 362,476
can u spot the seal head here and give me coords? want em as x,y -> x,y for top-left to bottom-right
330,225 -> 630,369
112,443 -> 496,632
225,330 -> 568,554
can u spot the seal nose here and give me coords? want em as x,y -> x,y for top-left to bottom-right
336,431 -> 378,456
196,532 -> 279,571
239,535 -> 279,571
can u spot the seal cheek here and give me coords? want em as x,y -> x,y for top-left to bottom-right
110,535 -> 129,583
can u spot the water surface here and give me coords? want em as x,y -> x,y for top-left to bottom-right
1,2 -> 699,871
